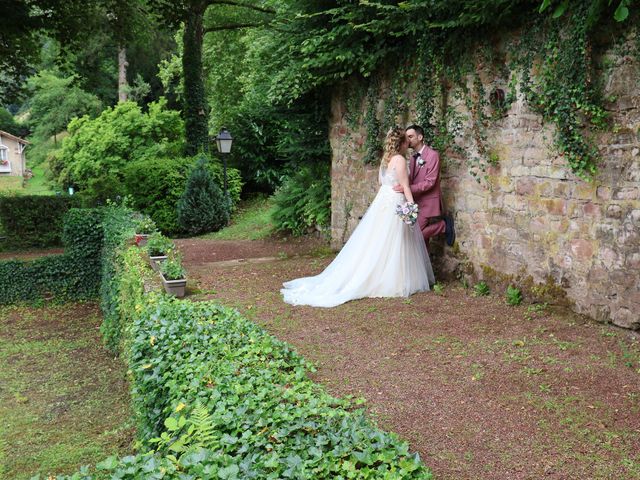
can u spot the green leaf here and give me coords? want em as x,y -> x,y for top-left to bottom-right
96,456 -> 119,470
164,417 -> 179,431
539,0 -> 552,13
614,2 -> 629,21
552,0 -> 568,18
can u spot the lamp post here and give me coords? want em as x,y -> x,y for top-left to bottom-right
214,128 -> 233,200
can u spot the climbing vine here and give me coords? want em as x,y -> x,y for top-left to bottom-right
342,6 -> 632,181
508,8 -> 609,180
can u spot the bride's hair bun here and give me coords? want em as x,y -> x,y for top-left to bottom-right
382,126 -> 406,166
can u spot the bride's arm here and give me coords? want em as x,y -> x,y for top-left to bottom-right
391,155 -> 414,203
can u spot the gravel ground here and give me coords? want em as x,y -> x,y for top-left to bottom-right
178,236 -> 640,480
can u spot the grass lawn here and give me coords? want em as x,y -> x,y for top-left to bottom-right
200,195 -> 276,241
0,162 -> 55,196
24,162 -> 56,195
0,303 -> 133,479
0,176 -> 24,193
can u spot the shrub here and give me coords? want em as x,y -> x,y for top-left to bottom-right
177,156 -> 230,235
0,208 -> 102,304
133,214 -> 156,234
506,285 -> 523,306
124,156 -> 242,235
272,162 -> 331,235
473,281 -> 490,297
55,99 -> 184,204
0,194 -> 79,248
124,157 -> 193,234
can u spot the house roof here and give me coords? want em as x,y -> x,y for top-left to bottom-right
0,130 -> 30,145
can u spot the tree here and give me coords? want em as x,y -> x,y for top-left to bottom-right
0,0 -> 105,102
26,70 -> 102,143
0,108 -> 28,138
148,0 -> 275,155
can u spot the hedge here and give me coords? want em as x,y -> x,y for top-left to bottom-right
43,209 -> 433,479
0,208 -> 102,304
0,195 -> 79,248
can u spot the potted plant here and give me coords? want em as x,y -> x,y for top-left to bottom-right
134,216 -> 156,247
159,255 -> 187,297
145,233 -> 175,272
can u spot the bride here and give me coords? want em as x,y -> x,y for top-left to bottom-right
281,126 -> 435,308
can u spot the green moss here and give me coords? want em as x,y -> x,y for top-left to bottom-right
0,304 -> 133,479
479,264 -> 569,306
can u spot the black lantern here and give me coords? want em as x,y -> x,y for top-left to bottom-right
215,128 -> 233,154
214,128 -> 233,198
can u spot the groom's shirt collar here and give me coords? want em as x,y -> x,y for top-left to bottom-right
416,145 -> 426,157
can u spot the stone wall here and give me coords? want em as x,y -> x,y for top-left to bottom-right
329,44 -> 639,330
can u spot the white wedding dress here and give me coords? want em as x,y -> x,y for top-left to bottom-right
281,164 -> 435,307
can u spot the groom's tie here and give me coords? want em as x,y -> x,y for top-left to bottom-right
411,152 -> 420,180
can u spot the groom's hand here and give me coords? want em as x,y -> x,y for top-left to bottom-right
392,184 -> 403,192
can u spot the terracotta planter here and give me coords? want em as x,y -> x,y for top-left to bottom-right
135,234 -> 150,247
161,273 -> 187,298
149,255 -> 168,272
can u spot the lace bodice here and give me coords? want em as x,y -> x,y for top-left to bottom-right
379,165 -> 401,187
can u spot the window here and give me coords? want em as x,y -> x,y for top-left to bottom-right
0,145 -> 9,168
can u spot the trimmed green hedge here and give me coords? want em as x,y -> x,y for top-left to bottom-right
0,195 -> 79,248
46,231 -> 433,479
0,208 -> 102,304
99,203 -> 139,351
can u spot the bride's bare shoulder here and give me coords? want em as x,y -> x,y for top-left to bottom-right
389,154 -> 406,167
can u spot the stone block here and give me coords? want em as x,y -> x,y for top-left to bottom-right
573,182 -> 596,200
600,247 -> 623,269
510,165 -> 530,177
496,175 -> 514,193
626,252 -> 640,270
570,239 -> 594,261
465,194 -> 486,212
544,199 -> 567,216
596,186 -> 612,200
515,178 -> 536,195
582,202 -> 601,218
611,308 -> 639,330
595,223 -> 615,242
606,204 -> 624,219
614,187 -> 639,200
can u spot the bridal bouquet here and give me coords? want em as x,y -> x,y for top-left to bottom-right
396,201 -> 419,226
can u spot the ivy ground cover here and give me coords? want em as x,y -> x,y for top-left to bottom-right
81,246 -> 432,479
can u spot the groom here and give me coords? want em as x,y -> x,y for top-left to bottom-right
393,124 -> 455,249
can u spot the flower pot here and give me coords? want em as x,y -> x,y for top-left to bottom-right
149,255 -> 168,272
135,234 -> 150,247
161,273 -> 187,298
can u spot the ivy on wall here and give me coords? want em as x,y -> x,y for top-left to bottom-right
323,3 -> 635,180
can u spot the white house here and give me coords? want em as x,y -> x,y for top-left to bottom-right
0,130 -> 29,177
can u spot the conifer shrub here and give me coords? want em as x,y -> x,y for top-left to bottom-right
176,156 -> 230,235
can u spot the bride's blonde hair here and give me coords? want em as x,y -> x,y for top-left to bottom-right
381,126 -> 406,167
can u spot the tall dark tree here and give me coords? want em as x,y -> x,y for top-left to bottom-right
148,0 -> 275,155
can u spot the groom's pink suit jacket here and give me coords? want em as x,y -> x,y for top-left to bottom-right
408,146 -> 445,242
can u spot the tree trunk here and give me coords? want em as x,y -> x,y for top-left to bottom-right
183,1 -> 210,156
118,46 -> 129,103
